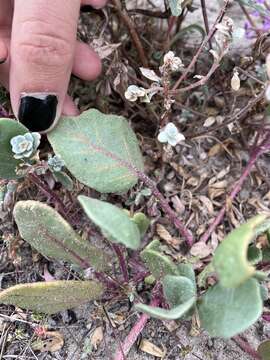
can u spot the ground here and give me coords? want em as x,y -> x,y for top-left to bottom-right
1,1 -> 270,359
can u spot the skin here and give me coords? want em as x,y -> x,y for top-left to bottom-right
0,0 -> 108,119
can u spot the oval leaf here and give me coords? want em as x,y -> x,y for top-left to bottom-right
78,196 -> 140,250
141,240 -> 178,279
0,119 -> 27,179
198,278 -> 263,338
213,215 -> 267,288
135,297 -> 196,320
48,109 -> 144,193
163,275 -> 196,307
177,263 -> 196,288
0,280 -> 103,314
13,200 -> 109,271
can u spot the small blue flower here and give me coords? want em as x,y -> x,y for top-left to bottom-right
10,132 -> 41,159
48,154 -> 65,172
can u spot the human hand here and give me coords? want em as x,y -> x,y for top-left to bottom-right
0,0 -> 108,132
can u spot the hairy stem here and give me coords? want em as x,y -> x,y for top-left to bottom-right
29,173 -> 71,222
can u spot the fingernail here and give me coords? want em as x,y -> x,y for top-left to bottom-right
18,93 -> 58,133
80,5 -> 94,12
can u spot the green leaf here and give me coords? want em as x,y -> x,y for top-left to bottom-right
131,212 -> 150,236
177,264 -> 196,288
258,340 -> 270,360
48,109 -> 144,193
248,245 -> 262,265
141,240 -> 178,279
198,278 -> 263,338
136,297 -> 195,320
260,284 -> 268,301
0,119 -> 28,179
168,0 -> 183,16
163,275 -> 196,307
53,171 -> 73,191
0,281 -> 103,314
13,200 -> 109,271
213,215 -> 267,288
197,263 -> 215,288
78,196 -> 140,250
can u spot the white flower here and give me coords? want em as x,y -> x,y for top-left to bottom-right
125,85 -> 146,102
161,51 -> 184,73
158,122 -> 185,146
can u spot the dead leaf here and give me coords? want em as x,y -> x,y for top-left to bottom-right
190,242 -> 212,259
32,331 -> 64,353
156,224 -> 181,249
139,339 -> 166,358
203,116 -> 216,127
90,326 -> 103,350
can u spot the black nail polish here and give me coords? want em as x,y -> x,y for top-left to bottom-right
18,94 -> 58,132
80,5 -> 94,12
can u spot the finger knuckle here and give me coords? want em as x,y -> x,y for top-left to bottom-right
17,19 -> 73,68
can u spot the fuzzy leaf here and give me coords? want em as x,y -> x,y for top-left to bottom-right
48,109 -> 144,193
198,278 -> 262,338
258,340 -> 270,360
13,200 -> 109,271
213,215 -> 268,288
78,196 -> 140,250
0,281 -> 103,314
248,245 -> 263,265
163,275 -> 196,307
53,171 -> 73,191
131,212 -> 150,236
177,264 -> 196,288
135,297 -> 195,320
141,240 -> 178,279
0,119 -> 28,179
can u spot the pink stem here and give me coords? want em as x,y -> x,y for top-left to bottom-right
112,244 -> 129,283
114,288 -> 161,360
233,336 -> 261,360
200,137 -> 270,243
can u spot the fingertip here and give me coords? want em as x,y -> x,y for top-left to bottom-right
72,42 -> 102,81
0,40 -> 8,64
62,95 -> 80,116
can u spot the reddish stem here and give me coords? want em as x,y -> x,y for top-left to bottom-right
173,0 -> 230,90
200,133 -> 270,243
233,336 -> 261,360
114,286 -> 161,360
112,244 -> 129,283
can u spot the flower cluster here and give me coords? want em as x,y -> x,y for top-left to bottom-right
10,132 -> 41,159
124,51 -> 183,104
